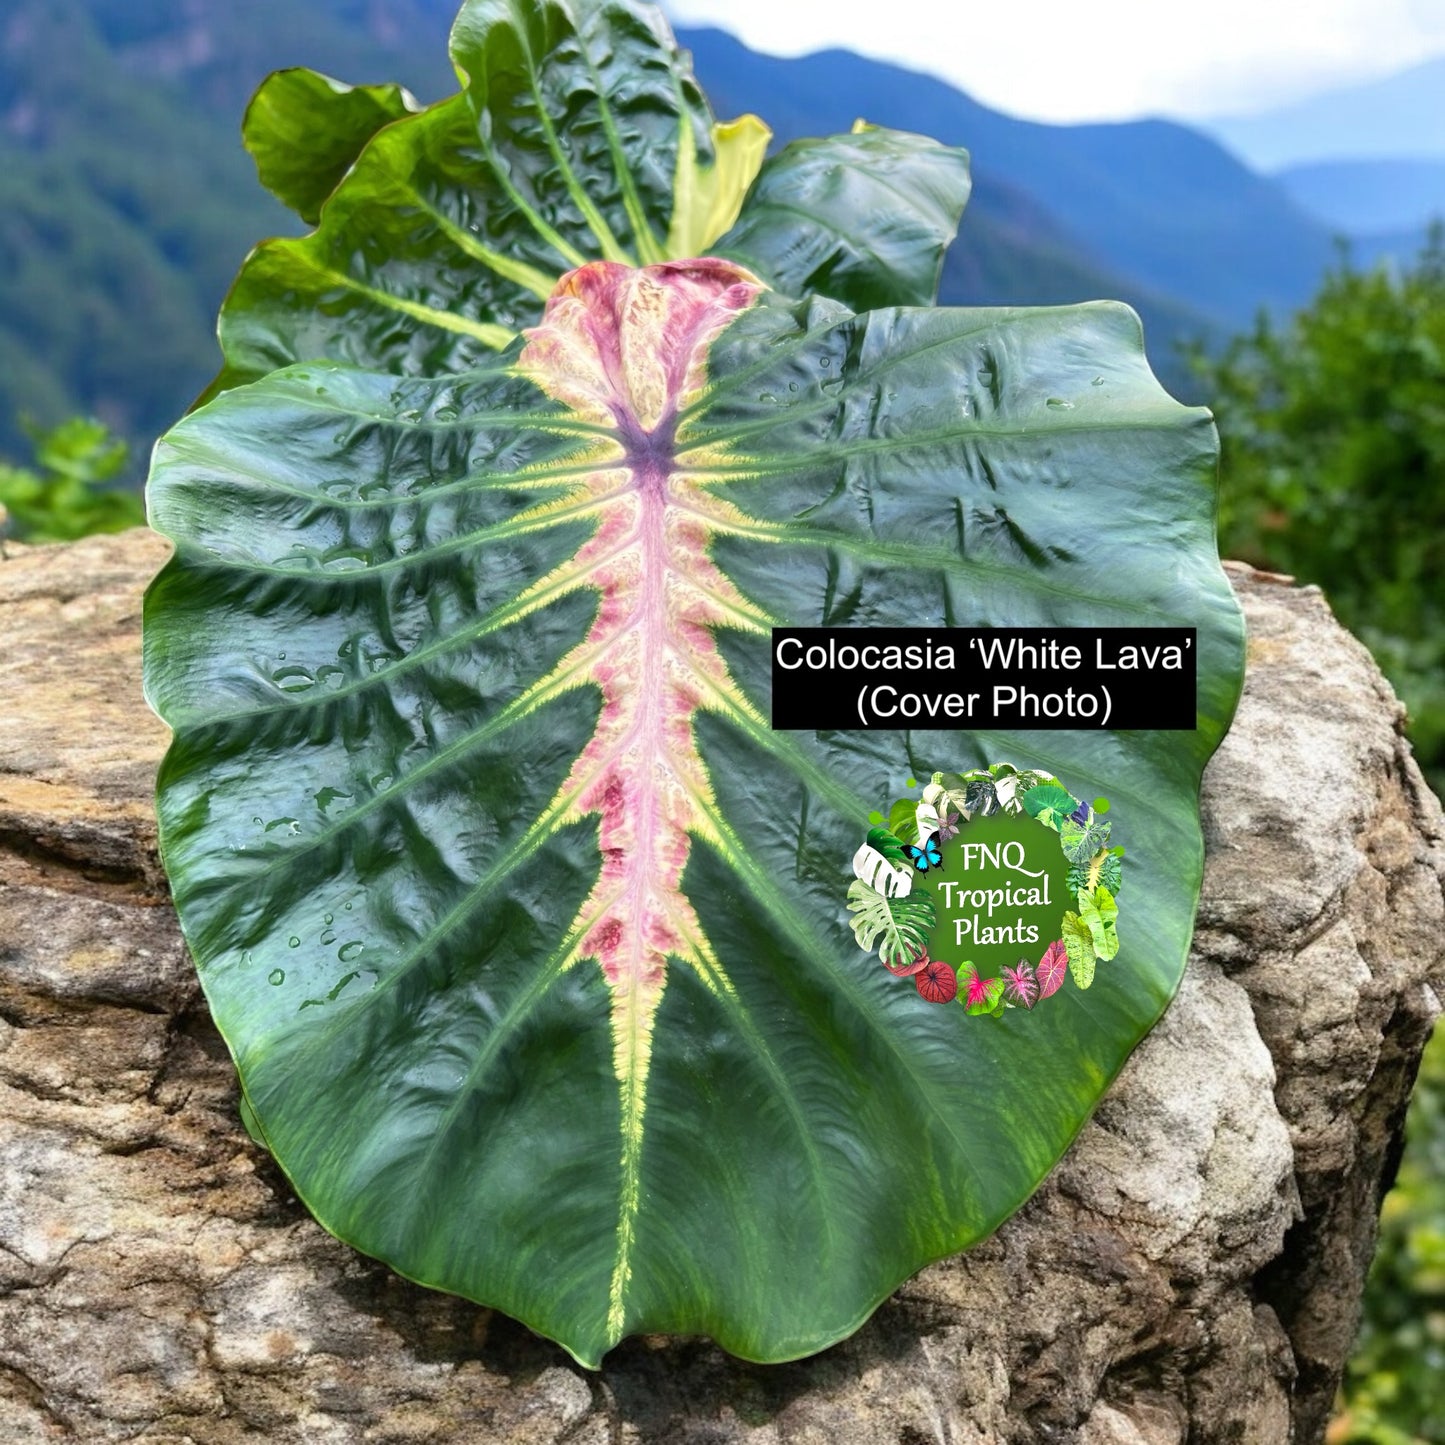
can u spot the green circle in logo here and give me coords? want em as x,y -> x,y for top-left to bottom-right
921,810 -> 1072,980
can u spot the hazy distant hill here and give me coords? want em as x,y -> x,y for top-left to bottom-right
932,175 -> 1212,375
0,0 -> 289,457
85,0 -> 457,111
1276,158 -> 1445,239
0,0 -> 1336,466
0,0 -> 458,458
1207,55 -> 1445,169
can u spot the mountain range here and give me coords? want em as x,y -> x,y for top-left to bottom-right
1201,55 -> 1445,260
1207,56 -> 1445,170
0,0 -> 1435,469
677,28 -> 1331,327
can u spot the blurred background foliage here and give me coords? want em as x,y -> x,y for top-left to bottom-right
1339,1029 -> 1445,1444
0,0 -> 1439,1436
1195,227 -> 1445,800
0,416 -> 143,543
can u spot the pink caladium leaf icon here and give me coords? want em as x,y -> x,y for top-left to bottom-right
1002,961 -> 1038,1008
1036,939 -> 1069,999
936,809 -> 961,843
964,967 -> 1004,1015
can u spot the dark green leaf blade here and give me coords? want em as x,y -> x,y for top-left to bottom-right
145,265 -> 1243,1369
244,68 -> 421,225
715,123 -> 972,311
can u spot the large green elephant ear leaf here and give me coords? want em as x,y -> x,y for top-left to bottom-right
145,253 -> 1244,1368
205,0 -> 971,404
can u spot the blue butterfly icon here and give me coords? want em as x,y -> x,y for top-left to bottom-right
906,836 -> 942,871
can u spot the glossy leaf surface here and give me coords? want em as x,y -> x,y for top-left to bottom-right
146,246 -> 1244,1366
712,121 -> 972,312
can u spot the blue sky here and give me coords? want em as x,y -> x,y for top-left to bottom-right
662,0 -> 1445,124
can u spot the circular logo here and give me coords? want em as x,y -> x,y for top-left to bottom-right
847,765 -> 1123,1015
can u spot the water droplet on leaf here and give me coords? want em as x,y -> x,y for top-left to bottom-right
273,666 -> 315,693
322,549 -> 369,572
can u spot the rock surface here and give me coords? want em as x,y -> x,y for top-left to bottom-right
0,530 -> 1442,1445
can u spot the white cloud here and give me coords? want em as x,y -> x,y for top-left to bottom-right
662,0 -> 1445,122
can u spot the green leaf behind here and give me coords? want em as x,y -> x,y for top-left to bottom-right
715,122 -> 971,311
210,0 -> 735,395
205,0 -> 983,429
244,68 -> 421,226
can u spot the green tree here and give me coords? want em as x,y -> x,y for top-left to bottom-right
1340,1026 -> 1445,1444
0,417 -> 145,543
1195,227 -> 1445,795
